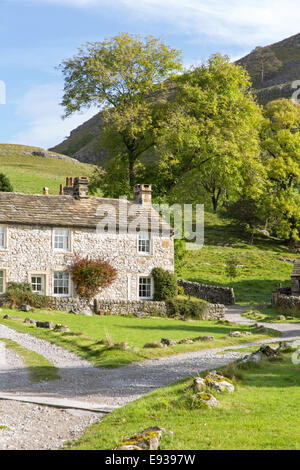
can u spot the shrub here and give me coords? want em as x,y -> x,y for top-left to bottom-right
0,173 -> 13,192
71,256 -> 117,299
3,282 -> 53,309
152,268 -> 178,301
166,298 -> 207,319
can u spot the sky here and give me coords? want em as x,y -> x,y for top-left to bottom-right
0,0 -> 300,149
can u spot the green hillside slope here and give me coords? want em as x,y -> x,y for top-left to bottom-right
0,144 -> 95,195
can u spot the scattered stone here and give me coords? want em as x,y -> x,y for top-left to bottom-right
3,315 -> 21,320
178,338 -> 194,344
24,317 -> 37,325
161,338 -> 177,347
204,372 -> 235,393
277,315 -> 286,321
36,321 -> 54,330
256,325 -> 267,333
115,427 -> 172,451
53,324 -> 71,333
239,345 -> 279,364
193,377 -> 206,392
277,258 -> 296,264
20,304 -> 31,312
197,392 -> 219,408
229,331 -> 242,337
193,336 -> 215,342
143,342 -> 165,349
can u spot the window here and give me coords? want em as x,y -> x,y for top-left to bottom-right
139,277 -> 152,299
53,272 -> 70,296
0,226 -> 7,249
54,229 -> 70,252
138,232 -> 151,254
0,271 -> 5,294
31,275 -> 45,295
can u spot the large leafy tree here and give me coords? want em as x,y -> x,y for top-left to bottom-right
59,33 -> 182,195
260,99 -> 300,245
152,54 -> 264,205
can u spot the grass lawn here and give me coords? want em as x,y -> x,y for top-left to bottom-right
0,308 -> 278,368
0,144 -> 97,195
179,211 -> 297,303
68,352 -> 300,450
0,338 -> 59,382
242,306 -> 300,323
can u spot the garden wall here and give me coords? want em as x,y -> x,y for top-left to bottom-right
178,279 -> 235,305
272,292 -> 300,312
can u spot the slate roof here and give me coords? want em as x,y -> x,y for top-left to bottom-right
0,192 -> 172,235
291,258 -> 300,277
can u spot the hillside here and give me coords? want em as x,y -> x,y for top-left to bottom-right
50,32 -> 300,164
0,144 -> 96,194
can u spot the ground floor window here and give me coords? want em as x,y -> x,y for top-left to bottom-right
53,272 -> 70,296
31,275 -> 45,295
139,277 -> 152,299
0,270 -> 5,294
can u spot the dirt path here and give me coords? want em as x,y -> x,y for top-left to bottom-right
225,305 -> 300,338
0,321 -> 299,450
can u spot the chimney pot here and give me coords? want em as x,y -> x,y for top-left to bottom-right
43,187 -> 49,196
134,184 -> 152,205
59,184 -> 64,195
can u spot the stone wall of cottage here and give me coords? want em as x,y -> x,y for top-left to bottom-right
0,224 -> 174,301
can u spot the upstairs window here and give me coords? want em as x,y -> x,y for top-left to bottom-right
139,277 -> 152,299
53,272 -> 70,296
0,271 -> 5,294
138,232 -> 151,254
0,226 -> 7,249
54,229 -> 70,252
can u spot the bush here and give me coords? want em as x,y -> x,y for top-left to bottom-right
166,298 -> 208,319
152,268 -> 178,301
71,256 -> 117,299
0,173 -> 13,192
3,282 -> 53,309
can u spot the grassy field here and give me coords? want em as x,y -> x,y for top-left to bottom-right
68,352 -> 300,450
0,144 -> 96,195
0,337 -> 59,382
242,306 -> 300,323
178,211 -> 297,303
0,308 -> 277,369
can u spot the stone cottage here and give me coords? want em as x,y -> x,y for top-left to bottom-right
291,258 -> 300,295
0,178 -> 174,311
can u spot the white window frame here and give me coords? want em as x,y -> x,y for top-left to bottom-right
30,274 -> 46,295
53,228 -> 71,252
53,272 -> 70,297
138,276 -> 153,300
0,269 -> 6,294
137,232 -> 151,255
0,225 -> 7,250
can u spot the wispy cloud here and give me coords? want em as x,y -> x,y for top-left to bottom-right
10,0 -> 300,46
12,83 -> 98,149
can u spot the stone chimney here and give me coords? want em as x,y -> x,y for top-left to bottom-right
133,184 -> 152,205
73,176 -> 89,199
63,177 -> 74,196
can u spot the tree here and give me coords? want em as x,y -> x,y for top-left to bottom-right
153,54 -> 264,204
59,33 -> 182,194
239,46 -> 282,86
260,99 -> 300,246
0,173 -> 13,192
225,256 -> 238,287
227,198 -> 264,244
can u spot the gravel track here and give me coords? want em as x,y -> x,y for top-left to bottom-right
0,319 -> 298,450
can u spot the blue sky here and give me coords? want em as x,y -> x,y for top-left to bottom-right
1,0 -> 300,149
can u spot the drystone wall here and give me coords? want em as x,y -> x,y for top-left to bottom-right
178,279 -> 235,305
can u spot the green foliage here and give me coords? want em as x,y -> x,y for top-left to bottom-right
166,298 -> 207,319
71,257 -> 117,299
59,33 -> 182,190
227,199 -> 263,243
225,257 -> 238,285
3,282 -> 53,309
0,173 -> 13,192
154,54 -> 264,203
152,267 -> 178,301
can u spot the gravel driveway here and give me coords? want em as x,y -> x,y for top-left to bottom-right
0,319 -> 298,450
